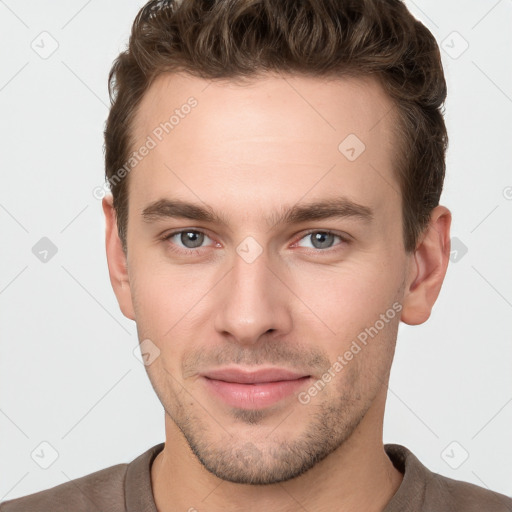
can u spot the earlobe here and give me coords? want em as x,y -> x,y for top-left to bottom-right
400,205 -> 452,326
102,195 -> 136,321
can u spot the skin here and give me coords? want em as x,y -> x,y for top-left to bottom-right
103,71 -> 451,512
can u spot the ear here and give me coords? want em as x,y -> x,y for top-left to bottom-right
102,194 -> 136,321
400,205 -> 452,325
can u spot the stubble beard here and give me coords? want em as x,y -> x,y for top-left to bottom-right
164,384 -> 373,485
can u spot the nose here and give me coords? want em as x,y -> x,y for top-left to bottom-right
213,245 -> 293,346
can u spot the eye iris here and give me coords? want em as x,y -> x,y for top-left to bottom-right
181,231 -> 204,248
311,232 -> 334,249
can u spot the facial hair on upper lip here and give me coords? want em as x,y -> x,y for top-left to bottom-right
180,342 -> 332,381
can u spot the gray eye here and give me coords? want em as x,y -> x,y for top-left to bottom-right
310,232 -> 336,249
297,231 -> 339,250
179,231 -> 205,248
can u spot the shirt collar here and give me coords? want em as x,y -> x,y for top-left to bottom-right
125,442 -> 164,512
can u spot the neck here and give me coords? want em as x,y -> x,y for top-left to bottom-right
151,393 -> 403,512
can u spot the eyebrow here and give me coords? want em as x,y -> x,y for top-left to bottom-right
141,197 -> 374,228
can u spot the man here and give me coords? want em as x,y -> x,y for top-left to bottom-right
2,0 -> 511,510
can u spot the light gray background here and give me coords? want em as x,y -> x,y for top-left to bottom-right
1,0 -> 511,502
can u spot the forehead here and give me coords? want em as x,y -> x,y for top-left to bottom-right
128,71 -> 400,222
133,71 -> 395,144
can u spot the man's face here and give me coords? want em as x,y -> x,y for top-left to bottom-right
123,72 -> 411,484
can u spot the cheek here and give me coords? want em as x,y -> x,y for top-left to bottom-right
131,262 -> 195,319
130,264 -> 214,360
289,257 -> 400,335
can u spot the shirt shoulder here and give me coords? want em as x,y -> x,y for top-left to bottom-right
384,443 -> 512,512
0,463 -> 128,512
0,443 -> 164,512
427,471 -> 512,512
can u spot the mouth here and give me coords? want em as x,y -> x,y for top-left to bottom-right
200,367 -> 312,410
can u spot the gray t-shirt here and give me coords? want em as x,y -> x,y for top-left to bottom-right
1,443 -> 511,511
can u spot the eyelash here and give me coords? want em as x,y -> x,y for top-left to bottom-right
160,229 -> 351,256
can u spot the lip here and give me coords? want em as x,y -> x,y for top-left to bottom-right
200,367 -> 311,410
201,367 -> 309,384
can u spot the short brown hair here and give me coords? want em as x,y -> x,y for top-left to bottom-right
104,0 -> 448,254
